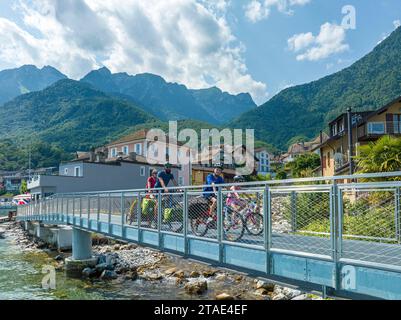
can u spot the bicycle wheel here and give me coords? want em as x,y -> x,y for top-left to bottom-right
223,211 -> 245,242
245,212 -> 264,236
190,217 -> 209,237
126,199 -> 138,225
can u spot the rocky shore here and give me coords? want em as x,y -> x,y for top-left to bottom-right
1,221 -> 324,300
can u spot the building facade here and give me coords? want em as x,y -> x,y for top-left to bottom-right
28,158 -> 178,198
106,129 -> 192,186
317,96 -> 401,177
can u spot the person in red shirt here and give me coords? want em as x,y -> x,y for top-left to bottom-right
146,169 -> 158,198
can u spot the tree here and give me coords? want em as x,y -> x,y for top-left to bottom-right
355,136 -> 401,178
288,153 -> 321,178
20,180 -> 28,194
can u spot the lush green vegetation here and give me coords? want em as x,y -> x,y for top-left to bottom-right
231,27 -> 401,149
303,196 -> 396,241
355,135 -> 401,179
286,153 -> 321,178
0,79 -> 157,153
0,139 -> 71,171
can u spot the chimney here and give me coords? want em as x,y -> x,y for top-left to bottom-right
128,152 -> 137,162
89,151 -> 96,162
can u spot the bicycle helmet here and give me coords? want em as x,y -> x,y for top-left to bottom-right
234,175 -> 245,182
213,163 -> 224,170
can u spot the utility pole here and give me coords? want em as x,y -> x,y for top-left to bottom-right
347,107 -> 354,175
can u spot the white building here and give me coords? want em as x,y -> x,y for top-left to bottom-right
254,148 -> 271,175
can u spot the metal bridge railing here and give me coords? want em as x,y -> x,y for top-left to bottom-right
16,171 -> 401,272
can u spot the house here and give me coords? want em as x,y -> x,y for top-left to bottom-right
254,147 -> 271,175
28,153 -> 179,199
316,95 -> 401,177
191,144 -> 259,185
106,129 -> 193,186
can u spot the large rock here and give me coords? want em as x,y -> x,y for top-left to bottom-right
255,280 -> 275,292
216,293 -> 234,300
82,268 -> 97,279
184,280 -> 208,295
165,267 -> 177,275
95,263 -> 114,274
100,270 -> 118,280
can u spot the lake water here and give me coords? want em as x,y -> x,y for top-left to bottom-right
0,227 -> 213,300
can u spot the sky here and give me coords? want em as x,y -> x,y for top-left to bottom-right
0,0 -> 400,105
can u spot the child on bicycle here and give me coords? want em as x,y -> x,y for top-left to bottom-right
226,175 -> 247,212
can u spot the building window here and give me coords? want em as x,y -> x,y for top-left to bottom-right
111,148 -> 117,157
74,167 -> 80,177
140,166 -> 146,177
123,146 -> 129,155
135,143 -> 142,155
338,119 -> 345,133
368,122 -> 385,134
394,115 -> 401,134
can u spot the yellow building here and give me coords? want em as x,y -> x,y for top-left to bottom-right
317,96 -> 401,177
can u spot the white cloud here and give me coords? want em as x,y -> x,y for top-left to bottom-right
288,22 -> 349,61
0,0 -> 268,104
244,0 -> 311,23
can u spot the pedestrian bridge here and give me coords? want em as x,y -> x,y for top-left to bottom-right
18,172 -> 401,300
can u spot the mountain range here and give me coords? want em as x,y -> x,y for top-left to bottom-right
81,68 -> 256,124
1,26 -> 401,171
0,65 -> 256,125
0,65 -> 67,105
231,27 -> 401,149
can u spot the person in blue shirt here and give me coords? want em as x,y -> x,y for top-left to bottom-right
203,164 -> 225,214
154,163 -> 178,193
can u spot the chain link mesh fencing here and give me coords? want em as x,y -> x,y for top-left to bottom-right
340,186 -> 401,267
270,187 -> 332,257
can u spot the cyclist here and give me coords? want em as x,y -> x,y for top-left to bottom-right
146,169 -> 158,199
226,175 -> 247,212
203,164 -> 225,214
154,163 -> 178,193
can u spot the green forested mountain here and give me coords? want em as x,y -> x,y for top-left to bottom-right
231,27 -> 401,149
81,67 -> 256,124
0,79 -> 156,153
0,65 -> 67,105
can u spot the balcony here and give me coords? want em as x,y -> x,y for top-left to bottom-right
334,153 -> 350,173
358,122 -> 401,141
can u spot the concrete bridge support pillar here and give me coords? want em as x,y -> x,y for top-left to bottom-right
65,228 -> 96,278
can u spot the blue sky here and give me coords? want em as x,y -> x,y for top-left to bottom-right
0,0 -> 399,105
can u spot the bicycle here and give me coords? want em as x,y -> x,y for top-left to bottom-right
240,201 -> 264,236
189,197 -> 245,242
125,192 -> 184,233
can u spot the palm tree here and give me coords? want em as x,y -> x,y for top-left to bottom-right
355,136 -> 401,179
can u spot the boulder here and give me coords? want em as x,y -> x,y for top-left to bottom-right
100,270 -> 118,280
95,263 -> 114,274
82,268 -> 97,279
216,293 -> 234,300
215,274 -> 227,281
255,280 -> 275,292
165,267 -> 177,275
272,293 -> 287,300
184,280 -> 208,295
54,255 -> 64,261
190,271 -> 200,278
254,288 -> 269,296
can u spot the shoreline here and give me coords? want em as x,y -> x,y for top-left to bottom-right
0,222 -> 323,300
